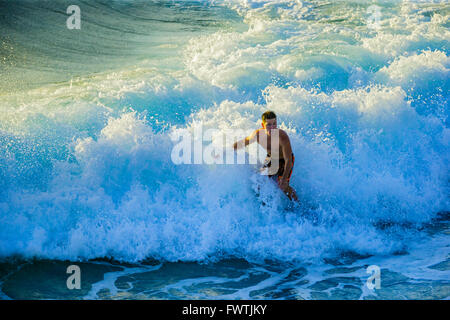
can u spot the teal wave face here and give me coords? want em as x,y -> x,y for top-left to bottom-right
0,0 -> 244,93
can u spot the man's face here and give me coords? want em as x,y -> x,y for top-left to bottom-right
263,118 -> 277,134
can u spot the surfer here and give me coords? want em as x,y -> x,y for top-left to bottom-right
233,111 -> 299,202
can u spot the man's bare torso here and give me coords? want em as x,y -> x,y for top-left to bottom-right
256,128 -> 286,160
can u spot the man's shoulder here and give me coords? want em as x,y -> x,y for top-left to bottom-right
278,129 -> 290,139
250,128 -> 264,141
254,128 -> 264,136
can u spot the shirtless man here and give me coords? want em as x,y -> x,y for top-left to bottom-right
233,111 -> 299,202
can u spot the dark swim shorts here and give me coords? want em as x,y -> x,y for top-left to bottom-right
263,153 -> 295,183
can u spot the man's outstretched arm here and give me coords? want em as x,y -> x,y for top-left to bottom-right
233,129 -> 259,150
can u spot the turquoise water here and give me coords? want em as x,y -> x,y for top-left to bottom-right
0,0 -> 449,299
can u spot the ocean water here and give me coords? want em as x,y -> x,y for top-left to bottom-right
0,0 -> 449,300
